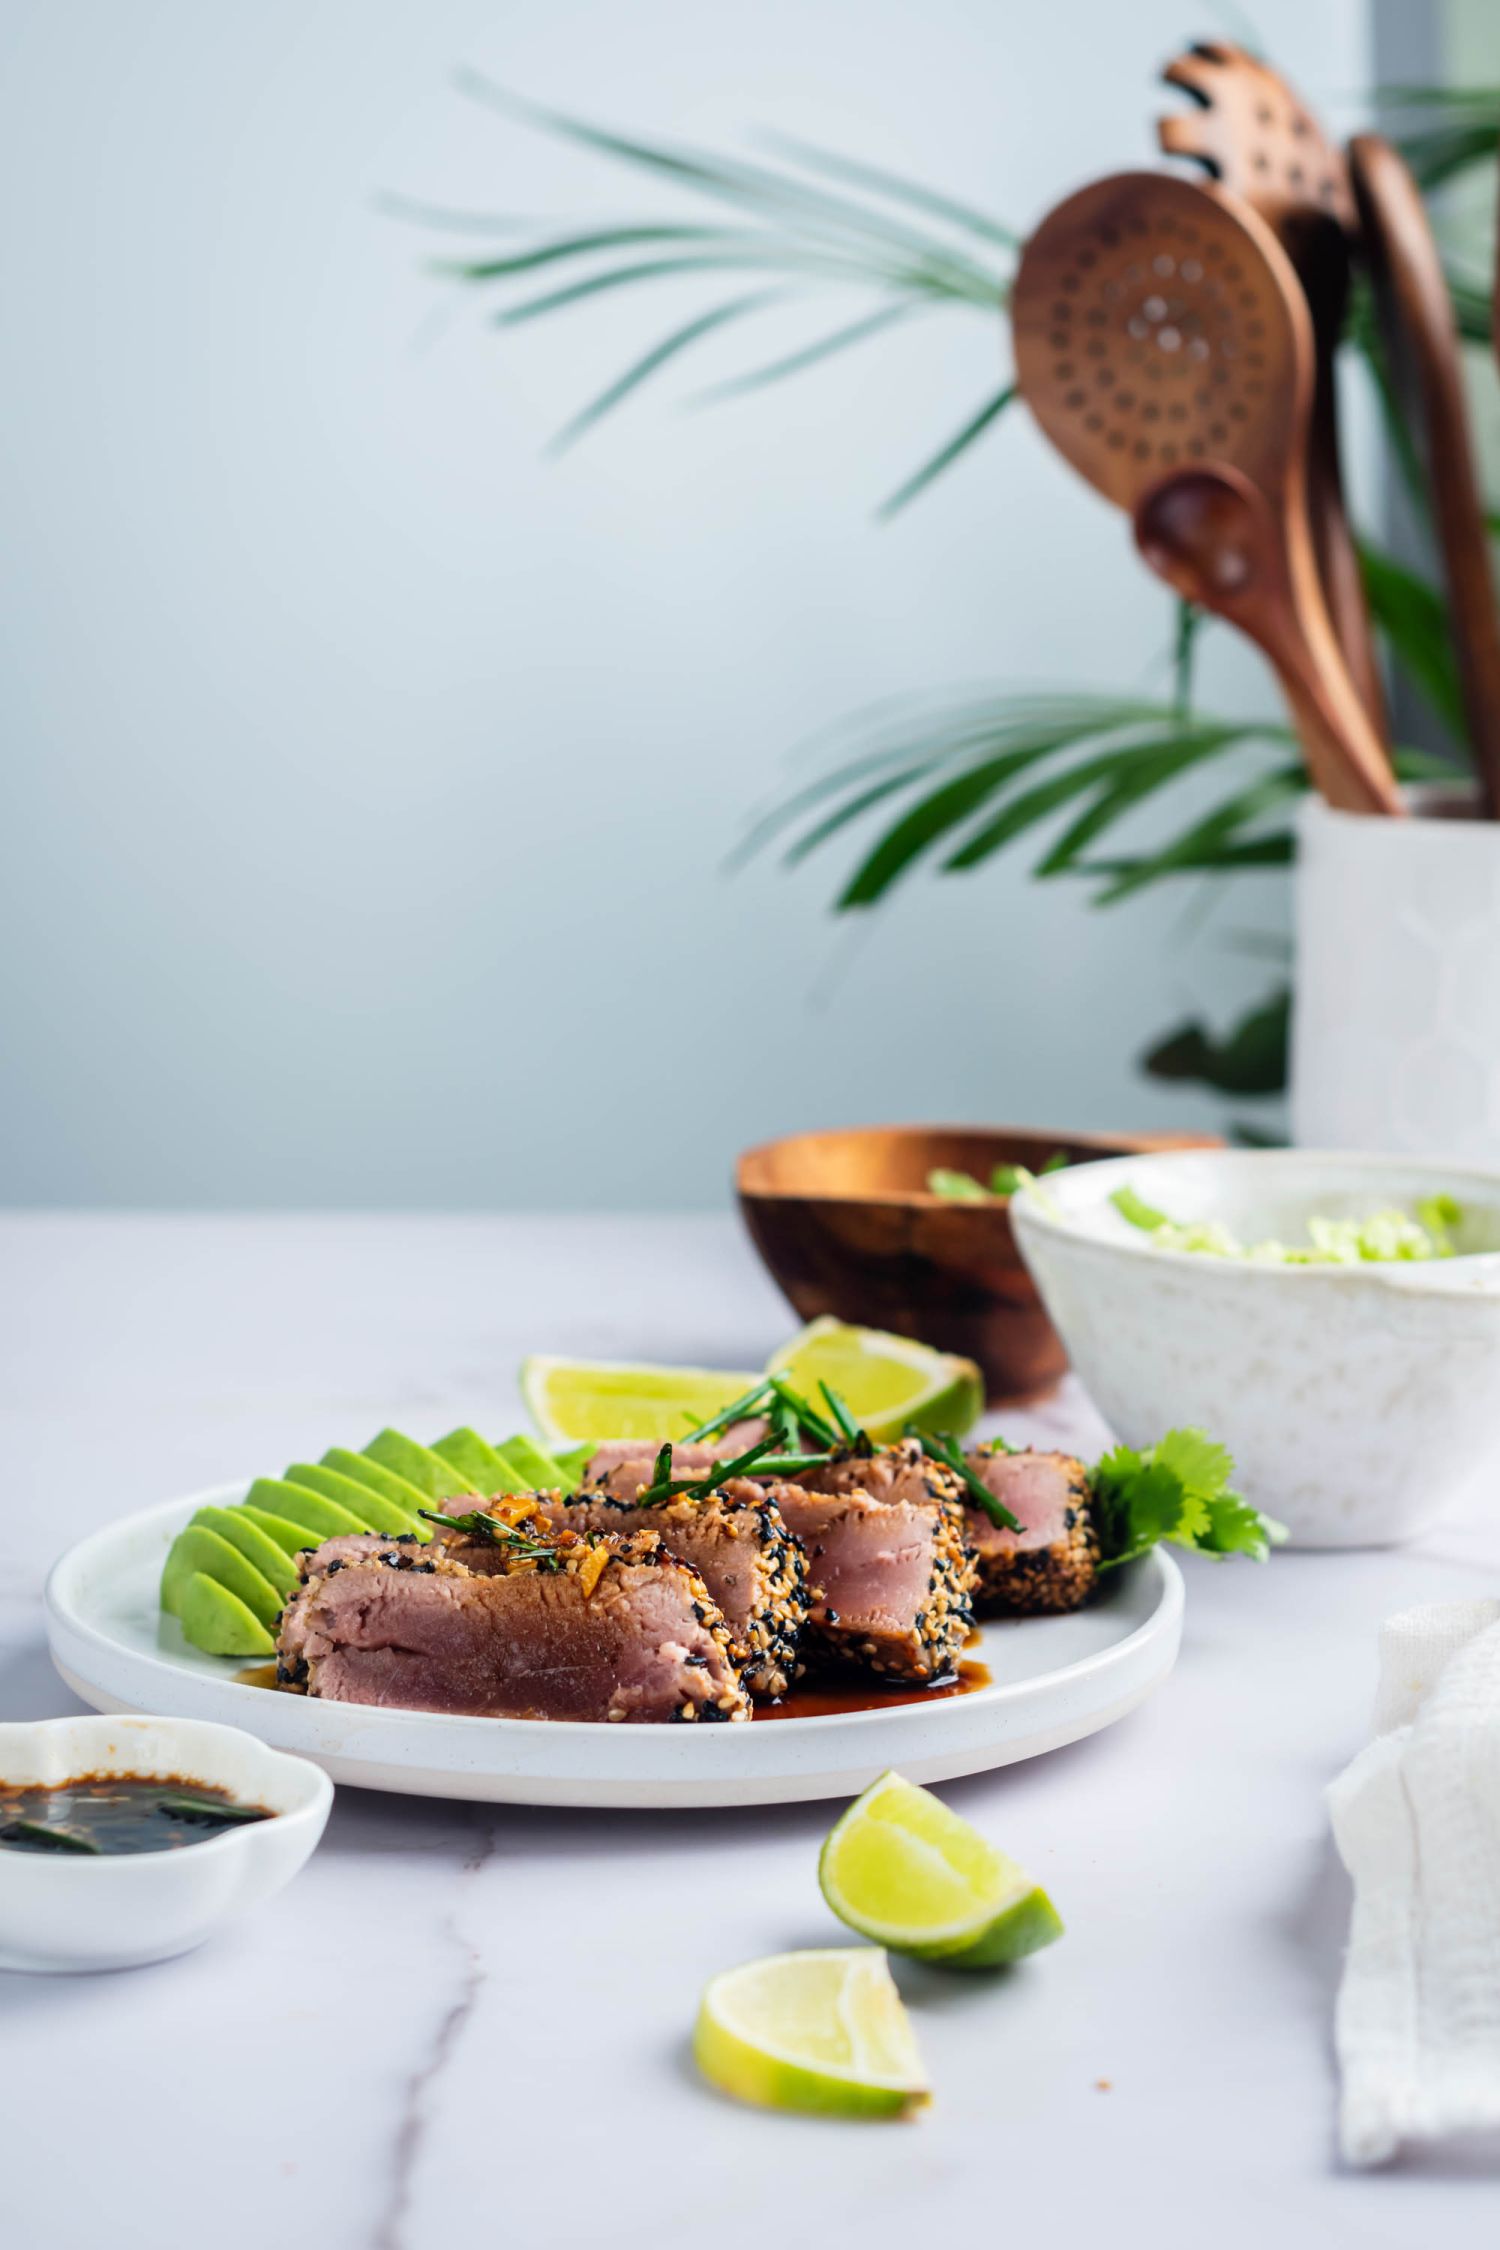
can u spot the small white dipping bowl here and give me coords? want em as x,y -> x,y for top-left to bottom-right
1011,1149 -> 1500,1547
0,1714 -> 332,1973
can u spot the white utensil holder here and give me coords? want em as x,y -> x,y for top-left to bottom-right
1292,787 -> 1500,1160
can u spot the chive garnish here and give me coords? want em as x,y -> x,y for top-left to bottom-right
907,1425 -> 1022,1531
768,1376 -> 839,1449
422,1507 -> 570,1569
818,1381 -> 874,1455
632,1431 -> 793,1506
677,1379 -> 774,1446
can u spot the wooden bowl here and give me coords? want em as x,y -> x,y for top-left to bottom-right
736,1123 -> 1221,1404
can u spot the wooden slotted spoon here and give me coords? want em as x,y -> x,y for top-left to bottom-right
1350,133 -> 1500,821
1157,41 -> 1384,732
1012,170 -> 1402,815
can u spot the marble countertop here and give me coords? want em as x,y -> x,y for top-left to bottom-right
3,1212 -> 1498,2249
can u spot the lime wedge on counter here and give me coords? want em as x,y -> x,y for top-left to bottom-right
768,1319 -> 982,1442
520,1357 -> 763,1447
693,1948 -> 929,2119
819,1771 -> 1063,1969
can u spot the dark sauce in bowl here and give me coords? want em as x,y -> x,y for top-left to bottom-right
0,1775 -> 272,1856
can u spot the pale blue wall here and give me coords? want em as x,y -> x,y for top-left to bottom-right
0,0 -> 1375,1206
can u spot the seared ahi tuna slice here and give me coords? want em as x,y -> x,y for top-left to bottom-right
276,1522 -> 749,1721
771,1472 -> 976,1685
963,1449 -> 1098,1615
535,1479 -> 810,1698
795,1435 -> 964,1512
294,1531 -> 425,1581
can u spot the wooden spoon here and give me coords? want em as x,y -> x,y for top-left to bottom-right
1157,41 -> 1384,733
1012,170 -> 1402,815
1349,133 -> 1500,821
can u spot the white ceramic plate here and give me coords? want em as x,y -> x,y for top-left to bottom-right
45,1485 -> 1184,1808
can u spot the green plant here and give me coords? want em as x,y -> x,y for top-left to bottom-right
401,68 -> 1499,1110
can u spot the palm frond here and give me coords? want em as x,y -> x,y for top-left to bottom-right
745,691 -> 1306,912
691,302 -> 919,403
452,73 -> 1006,299
400,76 -> 1014,483
876,383 -> 1015,518
548,290 -> 789,452
758,133 -> 1019,249
1359,542 -> 1465,743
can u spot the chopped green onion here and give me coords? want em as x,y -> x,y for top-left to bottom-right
0,1818 -> 100,1854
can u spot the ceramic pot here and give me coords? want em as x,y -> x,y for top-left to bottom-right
1292,787 -> 1500,1159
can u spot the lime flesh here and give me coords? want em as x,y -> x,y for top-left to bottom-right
819,1770 -> 1063,1969
520,1357 -> 762,1447
694,1948 -> 929,2119
767,1319 -> 982,1442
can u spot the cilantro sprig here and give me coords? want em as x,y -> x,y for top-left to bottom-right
1089,1429 -> 1285,1569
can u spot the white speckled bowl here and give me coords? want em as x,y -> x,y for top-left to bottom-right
1011,1149 -> 1500,1547
0,1715 -> 332,1972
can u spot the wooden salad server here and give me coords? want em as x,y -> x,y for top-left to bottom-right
1012,170 -> 1403,816
1350,133 -> 1500,821
1157,41 -> 1385,734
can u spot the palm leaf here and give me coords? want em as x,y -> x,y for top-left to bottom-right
1090,765 -> 1307,904
1030,726 -> 1250,876
877,383 -> 1015,519
692,301 -> 919,402
496,245 -> 919,325
759,133 -> 1019,249
1359,542 -> 1465,742
735,692 -> 1168,865
837,729 -> 1104,906
453,73 -> 1006,300
943,726 -> 1249,873
442,225 -> 730,280
548,290 -> 789,451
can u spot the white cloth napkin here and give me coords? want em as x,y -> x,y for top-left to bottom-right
1329,1597 -> 1500,2166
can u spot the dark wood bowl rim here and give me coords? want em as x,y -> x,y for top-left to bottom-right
736,1123 -> 1217,1209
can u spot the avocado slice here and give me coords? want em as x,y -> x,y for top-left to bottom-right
241,1505 -> 321,1560
434,1427 -> 524,1493
285,1463 -> 428,1539
161,1526 -> 282,1628
321,1446 -> 432,1520
494,1432 -> 573,1493
179,1571 -> 275,1657
362,1428 -> 476,1501
549,1441 -> 593,1492
190,1505 -> 300,1599
244,1476 -> 371,1539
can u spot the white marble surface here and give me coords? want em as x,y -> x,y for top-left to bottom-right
3,1212 -> 1499,2248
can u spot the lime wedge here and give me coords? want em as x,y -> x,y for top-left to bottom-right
694,1948 -> 929,2119
819,1771 -> 1063,1969
767,1318 -> 982,1442
519,1356 -> 762,1447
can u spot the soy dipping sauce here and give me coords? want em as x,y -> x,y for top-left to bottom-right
0,1775 -> 272,1856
